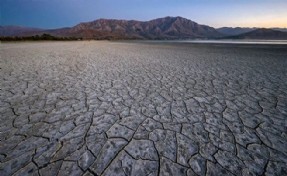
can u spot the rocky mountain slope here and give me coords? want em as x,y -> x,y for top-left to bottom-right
2,17 -> 287,40
1,17 -> 222,39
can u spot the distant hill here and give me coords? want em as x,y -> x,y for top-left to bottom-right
0,26 -> 44,36
217,27 -> 287,37
217,27 -> 256,36
0,33 -> 79,41
0,17 -> 222,39
225,28 -> 287,40
272,28 -> 287,33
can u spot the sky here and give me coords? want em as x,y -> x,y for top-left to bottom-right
1,0 -> 287,29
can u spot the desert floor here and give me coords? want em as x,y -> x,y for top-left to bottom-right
0,41 -> 287,175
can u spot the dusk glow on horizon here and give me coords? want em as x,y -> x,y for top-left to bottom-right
1,0 -> 287,28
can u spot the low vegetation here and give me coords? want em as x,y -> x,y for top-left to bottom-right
0,33 -> 81,41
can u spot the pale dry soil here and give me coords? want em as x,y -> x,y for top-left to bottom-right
0,41 -> 287,176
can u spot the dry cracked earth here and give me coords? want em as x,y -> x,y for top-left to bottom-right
0,41 -> 287,176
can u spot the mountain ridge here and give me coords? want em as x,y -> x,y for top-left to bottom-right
0,17 -> 222,39
1,17 -> 287,40
0,25 -> 44,37
217,27 -> 287,36
224,28 -> 287,40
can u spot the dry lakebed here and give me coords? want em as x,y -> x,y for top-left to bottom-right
0,41 -> 287,175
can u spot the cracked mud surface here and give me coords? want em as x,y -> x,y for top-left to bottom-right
0,41 -> 287,176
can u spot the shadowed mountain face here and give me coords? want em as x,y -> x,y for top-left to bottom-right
0,17 -> 222,39
226,28 -> 287,40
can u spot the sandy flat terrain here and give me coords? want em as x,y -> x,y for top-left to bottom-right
0,41 -> 287,175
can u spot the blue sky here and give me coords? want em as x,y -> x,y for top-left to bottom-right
1,0 -> 287,29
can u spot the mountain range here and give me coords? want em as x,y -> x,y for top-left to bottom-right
1,16 -> 287,40
0,26 -> 43,37
217,27 -> 287,36
224,28 -> 287,40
